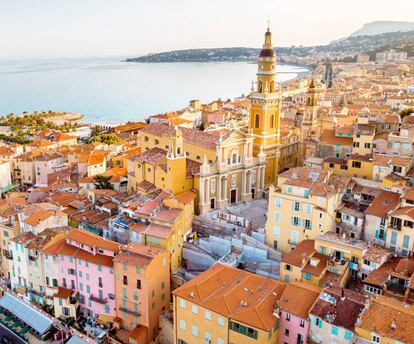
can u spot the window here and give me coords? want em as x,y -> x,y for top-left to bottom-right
344,330 -> 353,340
137,279 -> 141,289
161,281 -> 165,289
191,304 -> 198,314
217,316 -> 225,327
284,329 -> 290,336
286,313 -> 290,321
315,317 -> 322,328
364,143 -> 371,148
294,202 -> 300,211
304,272 -> 311,280
304,219 -> 311,229
179,319 -> 186,331
179,299 -> 186,309
292,216 -> 300,226
255,114 -> 260,128
340,165 -> 348,170
300,319 -> 305,327
394,166 -> 402,173
273,227 -> 280,236
217,338 -> 224,344
331,325 -> 338,335
372,335 -> 380,343
205,310 -> 211,320
275,197 -> 282,208
285,264 -> 291,271
191,325 -> 198,336
352,161 -> 361,168
274,212 -> 281,222
123,275 -> 128,285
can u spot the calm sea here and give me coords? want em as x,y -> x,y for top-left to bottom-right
0,57 -> 307,123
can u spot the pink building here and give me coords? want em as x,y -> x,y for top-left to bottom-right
34,152 -> 66,186
278,282 -> 321,344
52,228 -> 120,317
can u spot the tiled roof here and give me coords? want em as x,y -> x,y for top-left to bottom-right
152,208 -> 182,223
279,282 -> 321,319
364,190 -> 400,218
140,123 -> 175,137
66,228 -> 120,252
373,154 -> 412,167
131,147 -> 166,165
362,245 -> 390,264
173,191 -> 196,204
180,126 -> 220,150
363,259 -> 400,287
186,159 -> 201,178
173,264 -> 286,331
317,232 -> 369,251
320,129 -> 352,146
309,287 -> 365,332
390,206 -> 414,219
281,240 -> 315,267
358,296 -> 414,343
144,223 -> 172,239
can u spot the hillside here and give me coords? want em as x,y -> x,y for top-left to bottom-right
125,30 -> 414,64
351,21 -> 414,37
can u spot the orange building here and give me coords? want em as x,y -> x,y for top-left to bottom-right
113,244 -> 170,344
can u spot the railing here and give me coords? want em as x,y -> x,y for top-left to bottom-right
27,288 -> 44,297
327,258 -> 349,274
90,295 -> 107,305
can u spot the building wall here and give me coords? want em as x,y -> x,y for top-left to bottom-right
309,315 -> 354,344
279,311 -> 310,344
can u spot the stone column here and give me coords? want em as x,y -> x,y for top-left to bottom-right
204,178 -> 209,203
217,176 -> 221,201
241,171 -> 246,195
223,177 -> 227,200
260,167 -> 265,189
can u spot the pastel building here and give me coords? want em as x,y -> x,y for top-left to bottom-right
278,282 -> 321,344
113,244 -> 170,344
173,264 -> 286,344
49,228 -> 120,317
309,288 -> 365,344
34,152 -> 66,186
265,167 -> 350,254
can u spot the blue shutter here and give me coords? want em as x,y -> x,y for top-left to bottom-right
391,231 -> 397,245
403,235 -> 410,249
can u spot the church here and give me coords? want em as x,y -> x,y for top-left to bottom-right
127,27 -> 303,214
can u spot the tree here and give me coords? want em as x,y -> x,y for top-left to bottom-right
91,126 -> 104,137
400,107 -> 414,119
93,133 -> 120,145
93,175 -> 113,190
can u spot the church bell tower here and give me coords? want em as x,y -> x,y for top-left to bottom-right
249,26 -> 282,186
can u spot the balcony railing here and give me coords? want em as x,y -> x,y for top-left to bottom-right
28,288 -> 44,297
327,257 -> 349,274
90,294 -> 107,305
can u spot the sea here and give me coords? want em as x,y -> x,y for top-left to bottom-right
0,57 -> 307,123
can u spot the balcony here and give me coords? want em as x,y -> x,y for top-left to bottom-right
118,306 -> 139,317
90,294 -> 108,305
28,288 -> 45,297
327,257 -> 349,275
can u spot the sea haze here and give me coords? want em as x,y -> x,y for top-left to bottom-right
0,57 -> 307,123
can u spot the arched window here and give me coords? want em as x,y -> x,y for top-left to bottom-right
154,139 -> 159,145
270,115 -> 274,128
144,136 -> 149,142
232,153 -> 237,164
258,81 -> 263,93
255,114 -> 260,128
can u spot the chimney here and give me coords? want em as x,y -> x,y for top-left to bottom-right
341,288 -> 345,300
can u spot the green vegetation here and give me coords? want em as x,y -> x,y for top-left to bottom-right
0,134 -> 32,144
93,133 -> 121,145
400,107 -> 414,119
93,175 -> 113,190
0,112 -> 80,137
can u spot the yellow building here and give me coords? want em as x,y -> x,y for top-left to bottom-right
315,231 -> 369,280
172,264 -> 286,344
280,239 -> 349,288
323,154 -> 373,180
352,123 -> 375,156
121,191 -> 196,272
248,27 -> 282,186
128,123 -> 266,214
355,295 -> 414,344
265,167 -> 350,254
53,287 -> 80,320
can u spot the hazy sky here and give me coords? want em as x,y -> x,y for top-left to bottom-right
1,0 -> 413,58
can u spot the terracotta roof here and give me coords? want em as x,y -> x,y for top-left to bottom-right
186,159 -> 201,178
281,240 -> 315,267
390,206 -> 414,219
302,253 -> 329,277
144,223 -> 172,239
10,231 -> 36,245
373,154 -> 412,168
113,244 -> 166,266
173,191 -> 196,204
279,282 -> 321,319
66,228 -> 120,251
364,190 -> 400,218
173,264 -> 286,331
54,287 -> 73,299
363,259 -> 400,287
362,245 -> 390,264
180,126 -> 220,150
310,287 -> 365,332
358,296 -> 414,343
24,210 -> 66,227
320,129 -> 352,146
131,147 -> 166,165
404,187 -> 414,201
88,150 -> 107,166
140,123 -> 175,137
152,208 -> 182,223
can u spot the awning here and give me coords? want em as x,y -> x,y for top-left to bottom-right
0,293 -> 53,335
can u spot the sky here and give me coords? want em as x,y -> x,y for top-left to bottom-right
1,0 -> 413,58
